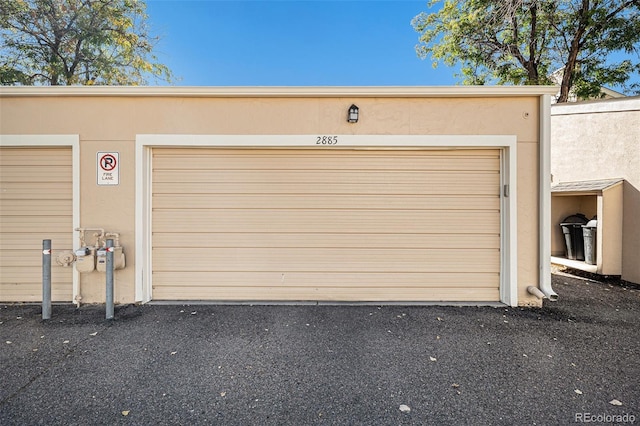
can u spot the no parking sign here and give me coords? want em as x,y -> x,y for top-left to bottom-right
97,152 -> 119,185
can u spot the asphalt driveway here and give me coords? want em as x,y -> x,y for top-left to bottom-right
1,272 -> 638,425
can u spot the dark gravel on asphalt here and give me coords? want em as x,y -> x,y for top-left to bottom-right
1,272 -> 638,425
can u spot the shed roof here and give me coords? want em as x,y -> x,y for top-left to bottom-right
551,178 -> 624,193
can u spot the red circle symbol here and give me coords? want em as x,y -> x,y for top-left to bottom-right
100,154 -> 117,171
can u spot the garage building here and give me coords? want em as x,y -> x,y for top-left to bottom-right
0,86 -> 558,307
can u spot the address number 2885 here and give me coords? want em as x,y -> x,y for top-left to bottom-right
316,136 -> 338,145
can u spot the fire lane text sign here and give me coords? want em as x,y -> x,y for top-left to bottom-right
97,152 -> 119,185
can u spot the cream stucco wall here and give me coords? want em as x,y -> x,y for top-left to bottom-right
1,86 -> 555,305
551,97 -> 640,284
600,184 -> 624,276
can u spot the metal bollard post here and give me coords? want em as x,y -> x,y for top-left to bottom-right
105,239 -> 114,320
42,240 -> 52,320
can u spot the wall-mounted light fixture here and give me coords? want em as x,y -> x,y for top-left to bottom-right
347,104 -> 359,123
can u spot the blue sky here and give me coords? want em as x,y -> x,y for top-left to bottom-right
145,0 -> 638,92
145,0 -> 460,86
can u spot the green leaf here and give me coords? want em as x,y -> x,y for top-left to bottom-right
412,0 -> 640,101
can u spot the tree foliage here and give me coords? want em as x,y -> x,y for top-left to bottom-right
412,0 -> 640,102
0,0 -> 172,85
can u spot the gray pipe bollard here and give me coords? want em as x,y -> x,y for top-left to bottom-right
42,239 -> 52,320
106,239 -> 114,320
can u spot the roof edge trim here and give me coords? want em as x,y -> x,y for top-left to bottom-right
551,96 -> 640,115
0,85 -> 559,98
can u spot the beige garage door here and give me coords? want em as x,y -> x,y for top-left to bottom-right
152,148 -> 501,302
0,147 -> 73,302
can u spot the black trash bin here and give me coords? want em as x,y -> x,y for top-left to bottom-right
560,213 -> 588,260
582,218 -> 598,265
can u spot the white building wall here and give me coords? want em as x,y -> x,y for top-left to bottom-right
551,97 -> 640,284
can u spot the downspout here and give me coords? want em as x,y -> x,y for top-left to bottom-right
533,94 -> 558,301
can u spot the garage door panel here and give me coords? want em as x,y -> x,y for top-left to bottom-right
152,232 -> 501,250
154,177 -> 499,196
0,199 -> 72,215
1,281 -> 71,302
0,147 -> 73,302
0,165 -> 72,182
0,216 -> 73,233
153,209 -> 500,234
152,284 -> 500,302
153,149 -> 500,171
153,248 -> 500,273
151,147 -> 501,302
0,182 -> 72,199
0,233 -> 72,250
1,251 -> 56,267
153,272 -> 499,287
0,148 -> 71,166
153,170 -> 498,185
1,266 -> 70,282
153,194 -> 500,211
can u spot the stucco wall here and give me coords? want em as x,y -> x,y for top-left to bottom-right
551,97 -> 640,284
1,88 -> 549,305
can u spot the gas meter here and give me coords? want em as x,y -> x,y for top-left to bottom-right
75,247 -> 96,273
96,246 -> 125,272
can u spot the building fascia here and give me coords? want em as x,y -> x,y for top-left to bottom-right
0,85 -> 559,98
551,96 -> 640,115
